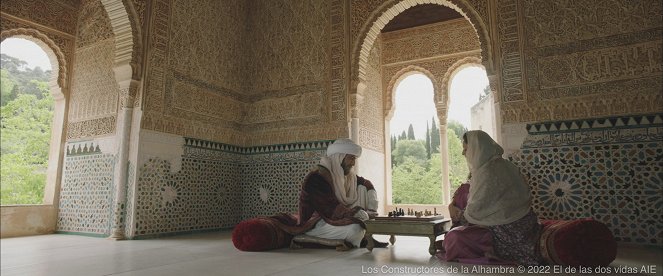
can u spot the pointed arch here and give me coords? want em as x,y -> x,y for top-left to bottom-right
354,0 -> 492,85
384,65 -> 438,119
440,56 -> 484,110
1,28 -> 67,90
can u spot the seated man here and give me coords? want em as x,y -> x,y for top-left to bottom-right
298,138 -> 387,248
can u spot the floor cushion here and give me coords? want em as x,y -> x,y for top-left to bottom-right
232,217 -> 292,251
539,218 -> 617,267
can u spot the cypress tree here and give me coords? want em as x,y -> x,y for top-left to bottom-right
430,117 -> 440,153
407,124 -> 415,140
425,121 -> 431,159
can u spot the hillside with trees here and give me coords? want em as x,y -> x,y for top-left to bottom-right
1,53 -> 53,205
390,118 -> 469,204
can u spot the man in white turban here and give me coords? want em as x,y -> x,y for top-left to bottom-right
297,138 -> 387,248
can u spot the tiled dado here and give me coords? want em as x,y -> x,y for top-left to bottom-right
58,141 -> 115,235
509,114 -> 663,245
131,138 -> 332,238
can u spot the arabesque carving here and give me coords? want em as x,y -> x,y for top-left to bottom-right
352,0 -> 492,86
523,0 -> 662,48
1,0 -> 78,34
358,41 -> 384,152
68,38 -> 119,139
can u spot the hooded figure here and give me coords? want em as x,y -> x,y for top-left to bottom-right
463,130 -> 532,226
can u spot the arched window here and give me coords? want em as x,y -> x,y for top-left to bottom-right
1,37 -> 64,206
387,73 -> 442,205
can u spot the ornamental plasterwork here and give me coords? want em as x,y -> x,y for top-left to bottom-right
68,39 -> 119,139
500,93 -> 663,124
499,0 -> 663,123
523,0 -> 662,48
352,0 -> 492,85
77,0 -> 114,48
169,0 -> 247,94
247,0 -> 330,96
381,19 -> 480,66
358,42 -> 384,152
497,0 -> 525,103
0,0 -> 79,35
143,0 -> 348,146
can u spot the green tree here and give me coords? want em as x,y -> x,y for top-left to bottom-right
391,157 -> 442,204
430,117 -> 440,153
391,139 -> 427,167
399,130 -> 406,140
0,80 -> 53,205
447,120 -> 467,141
407,124 -> 415,140
446,128 -> 469,192
425,122 -> 431,159
1,69 -> 17,106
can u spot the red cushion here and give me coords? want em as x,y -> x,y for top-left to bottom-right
540,218 -> 616,267
232,218 -> 292,251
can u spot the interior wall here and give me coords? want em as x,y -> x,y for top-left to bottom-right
494,0 -> 663,246
128,131 -> 328,238
140,0 -> 249,146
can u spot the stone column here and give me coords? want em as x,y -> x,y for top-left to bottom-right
109,64 -> 139,240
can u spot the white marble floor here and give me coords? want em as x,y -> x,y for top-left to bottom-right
1,231 -> 661,276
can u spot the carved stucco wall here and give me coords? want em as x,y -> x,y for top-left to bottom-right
357,42 -> 384,152
381,19 -> 482,123
243,0 -> 348,146
141,0 -> 248,146
142,0 -> 349,147
67,0 -> 119,139
498,0 -> 663,123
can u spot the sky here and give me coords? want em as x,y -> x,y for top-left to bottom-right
390,67 -> 489,139
0,38 -> 52,70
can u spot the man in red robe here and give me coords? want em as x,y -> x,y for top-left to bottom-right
297,138 -> 386,248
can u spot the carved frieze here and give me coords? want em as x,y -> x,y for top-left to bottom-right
66,116 -> 117,139
523,0 -> 662,48
381,20 -> 480,65
538,41 -> 661,88
497,0 -> 525,103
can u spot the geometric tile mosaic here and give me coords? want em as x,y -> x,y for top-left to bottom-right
57,142 -> 116,235
511,113 -> 663,245
131,139 -> 331,238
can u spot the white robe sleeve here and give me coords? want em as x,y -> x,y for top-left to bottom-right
353,185 -> 379,211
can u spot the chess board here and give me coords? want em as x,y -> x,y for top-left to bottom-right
374,215 -> 445,222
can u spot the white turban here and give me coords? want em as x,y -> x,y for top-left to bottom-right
320,138 -> 362,206
326,138 -> 362,157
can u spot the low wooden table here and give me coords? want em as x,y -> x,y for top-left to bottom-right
364,216 -> 451,255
